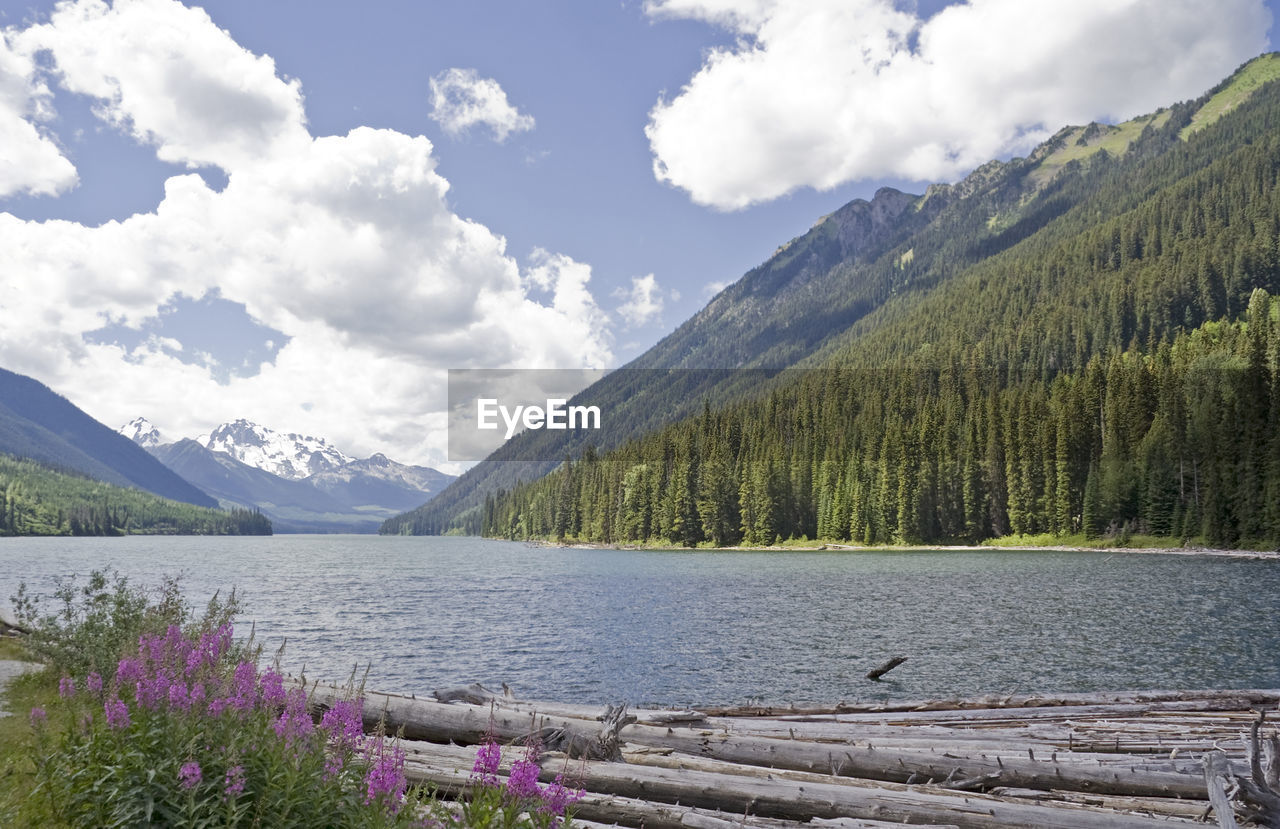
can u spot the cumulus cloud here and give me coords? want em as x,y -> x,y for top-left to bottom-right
615,274 -> 664,328
645,0 -> 1272,209
429,67 -> 535,142
0,31 -> 78,196
15,0 -> 309,172
0,0 -> 608,469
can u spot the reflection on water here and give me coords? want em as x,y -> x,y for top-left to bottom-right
2,535 -> 1276,706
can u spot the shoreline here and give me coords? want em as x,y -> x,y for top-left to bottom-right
530,539 -> 1280,559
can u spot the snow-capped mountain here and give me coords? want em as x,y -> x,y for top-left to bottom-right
308,453 -> 447,490
118,417 -> 455,532
196,419 -> 354,481
307,453 -> 454,512
118,416 -> 166,449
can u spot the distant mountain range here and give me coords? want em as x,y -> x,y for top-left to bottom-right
120,417 -> 453,533
198,419 -> 354,480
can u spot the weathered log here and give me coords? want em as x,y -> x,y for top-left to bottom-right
0,614 -> 30,636
433,682 -> 498,705
308,684 -> 1212,801
988,787 -> 1207,820
622,742 -> 1206,822
399,738 -> 1197,829
812,819 -> 959,829
1234,712 -> 1280,827
1203,752 -> 1241,829
530,703 -> 635,761
696,690 -> 1280,719
866,657 -> 907,682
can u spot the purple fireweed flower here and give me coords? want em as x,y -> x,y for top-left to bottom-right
505,759 -> 542,800
223,764 -> 246,799
539,774 -> 584,819
259,669 -> 286,707
178,761 -> 202,791
85,672 -> 103,695
471,739 -> 502,787
320,698 -> 364,746
28,706 -> 47,727
141,632 -> 166,665
135,673 -> 171,710
211,623 -> 232,658
323,753 -> 345,781
168,680 -> 192,712
230,661 -> 257,711
58,676 -> 75,698
363,741 -> 407,809
116,657 -> 144,687
104,697 -> 131,729
272,688 -> 313,747
207,696 -> 230,718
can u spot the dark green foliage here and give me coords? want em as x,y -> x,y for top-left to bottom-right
401,57 -> 1280,537
0,454 -> 270,536
483,301 -> 1280,548
9,569 -> 238,680
461,57 -> 1280,548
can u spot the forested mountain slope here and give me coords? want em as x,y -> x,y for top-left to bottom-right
0,453 -> 270,536
0,368 -> 217,508
482,55 -> 1280,549
391,54 -> 1280,538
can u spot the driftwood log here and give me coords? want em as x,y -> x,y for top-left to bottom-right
302,680 -> 1280,828
307,683 -> 1212,799
1202,712 -> 1280,828
397,737 -> 1200,828
0,615 -> 29,636
865,657 -> 907,681
432,682 -> 499,705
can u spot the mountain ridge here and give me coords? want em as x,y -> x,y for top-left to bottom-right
478,53 -> 1280,549
385,51 -> 1280,536
0,368 -> 217,508
123,418 -> 455,533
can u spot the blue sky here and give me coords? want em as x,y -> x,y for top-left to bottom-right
0,0 -> 1275,470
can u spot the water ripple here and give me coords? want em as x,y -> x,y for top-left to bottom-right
1,536 -> 1277,706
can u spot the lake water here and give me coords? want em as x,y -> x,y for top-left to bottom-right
1,535 -> 1277,706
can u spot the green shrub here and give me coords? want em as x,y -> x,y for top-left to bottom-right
28,621 -> 421,827
10,569 -> 242,679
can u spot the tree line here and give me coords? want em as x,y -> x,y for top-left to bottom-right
483,291 -> 1280,548
0,454 -> 271,536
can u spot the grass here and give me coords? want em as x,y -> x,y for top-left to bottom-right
1181,52 -> 1280,140
541,534 -> 1218,552
1028,111 -> 1171,188
0,648 -> 55,827
0,638 -> 33,661
982,532 -> 1194,550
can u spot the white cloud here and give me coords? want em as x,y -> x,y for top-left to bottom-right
703,280 -> 729,298
0,31 -> 78,196
15,0 -> 309,172
615,273 -> 664,328
429,67 -> 535,143
645,0 -> 1272,209
0,0 -> 609,469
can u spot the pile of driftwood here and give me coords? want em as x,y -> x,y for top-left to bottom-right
306,683 -> 1280,828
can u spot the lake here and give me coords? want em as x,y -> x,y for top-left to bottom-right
1,535 -> 1276,706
